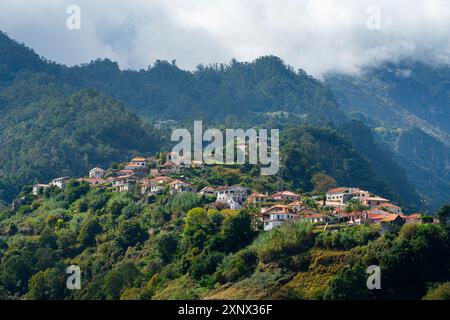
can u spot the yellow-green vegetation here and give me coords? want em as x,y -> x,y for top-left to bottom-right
280,249 -> 349,300
0,180 -> 450,300
423,282 -> 450,300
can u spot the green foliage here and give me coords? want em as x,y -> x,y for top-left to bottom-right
215,249 -> 257,283
344,199 -> 369,213
156,232 -> 179,263
78,218 -> 103,247
117,220 -> 147,248
437,203 -> 450,225
251,221 -> 314,263
170,193 -> 202,214
26,267 -> 66,300
311,172 -> 337,194
423,282 -> 450,300
103,263 -> 141,300
316,225 -> 379,250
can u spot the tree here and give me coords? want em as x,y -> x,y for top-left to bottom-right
183,208 -> 208,237
311,172 -> 337,194
345,199 -> 369,213
156,232 -> 179,263
103,263 -> 141,300
423,282 -> 450,300
78,218 -> 103,247
437,204 -> 450,225
221,211 -> 256,252
26,268 -> 66,300
117,220 -> 147,248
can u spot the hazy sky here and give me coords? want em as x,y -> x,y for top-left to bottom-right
1,0 -> 450,77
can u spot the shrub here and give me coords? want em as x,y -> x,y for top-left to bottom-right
215,249 -> 257,283
251,221 -> 314,263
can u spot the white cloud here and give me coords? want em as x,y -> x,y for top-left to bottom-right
1,0 -> 450,77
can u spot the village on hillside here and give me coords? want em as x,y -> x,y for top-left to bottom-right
27,153 -> 429,234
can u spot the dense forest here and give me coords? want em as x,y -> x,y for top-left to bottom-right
326,63 -> 450,210
0,29 -> 449,301
0,31 -> 433,211
0,179 -> 449,300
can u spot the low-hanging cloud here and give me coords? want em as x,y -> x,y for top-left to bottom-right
1,0 -> 450,77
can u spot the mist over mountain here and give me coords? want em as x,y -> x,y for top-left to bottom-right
0,30 -> 448,211
325,62 -> 450,210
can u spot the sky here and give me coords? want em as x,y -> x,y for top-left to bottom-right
1,0 -> 450,77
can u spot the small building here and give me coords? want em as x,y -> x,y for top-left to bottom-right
112,175 -> 137,193
363,196 -> 390,207
287,200 -> 305,212
77,178 -> 109,187
168,180 -> 197,195
50,177 -> 70,189
325,187 -> 369,204
380,214 -> 406,234
262,204 -> 297,231
272,191 -> 300,202
32,184 -> 50,196
159,162 -> 182,174
89,167 -> 106,178
144,176 -> 173,195
247,192 -> 268,204
302,213 -> 329,224
130,157 -> 148,169
198,186 -> 218,197
376,203 -> 402,214
402,213 -> 422,224
216,185 -> 248,203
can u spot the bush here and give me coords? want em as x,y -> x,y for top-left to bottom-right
156,232 -> 179,263
215,249 -> 257,283
315,225 -> 379,250
251,221 -> 314,263
117,220 -> 147,248
423,282 -> 450,300
78,218 -> 103,247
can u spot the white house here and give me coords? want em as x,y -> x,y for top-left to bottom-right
247,192 -> 268,204
168,180 -> 197,194
32,184 -> 50,196
363,196 -> 390,207
50,177 -> 70,189
272,191 -> 300,202
227,197 -> 242,210
112,175 -> 137,193
130,157 -> 148,169
89,167 -> 106,178
216,185 -> 248,203
302,213 -> 329,224
262,205 -> 297,231
199,186 -> 218,197
326,187 -> 369,204
376,203 -> 402,214
144,176 -> 173,195
159,162 -> 182,174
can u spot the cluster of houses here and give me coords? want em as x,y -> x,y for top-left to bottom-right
30,156 -> 424,233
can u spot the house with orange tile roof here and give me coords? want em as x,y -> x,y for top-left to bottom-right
77,177 -> 109,187
168,179 -> 197,194
271,190 -> 300,202
130,157 -> 148,169
247,192 -> 268,204
261,204 -> 297,231
112,175 -> 137,193
380,214 -> 406,233
325,187 -> 370,204
376,203 -> 402,214
363,196 -> 390,207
